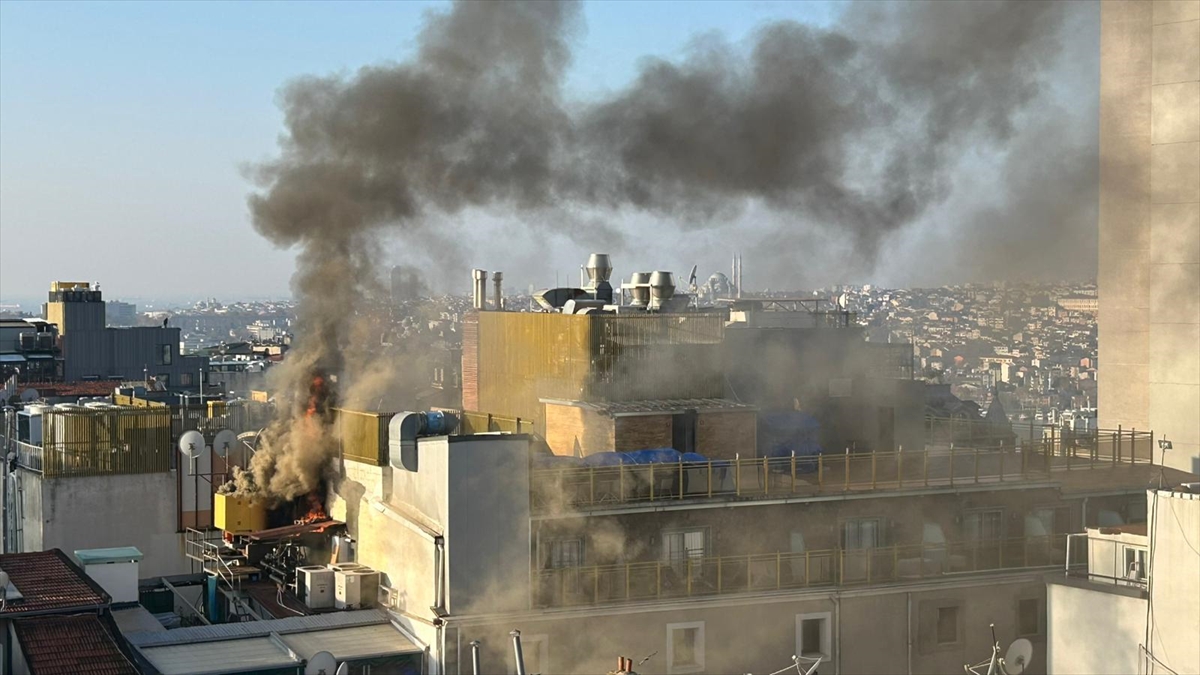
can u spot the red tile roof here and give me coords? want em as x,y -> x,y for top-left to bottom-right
19,381 -> 118,398
0,549 -> 110,616
13,614 -> 139,675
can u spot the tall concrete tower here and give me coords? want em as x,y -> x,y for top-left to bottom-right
1098,0 -> 1199,472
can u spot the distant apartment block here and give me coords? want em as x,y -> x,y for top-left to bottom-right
106,300 -> 137,327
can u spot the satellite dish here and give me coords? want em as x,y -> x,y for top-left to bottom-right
1003,638 -> 1034,675
20,389 -> 38,402
305,651 -> 338,675
178,430 -> 205,459
237,430 -> 261,454
335,664 -> 350,675
211,429 -> 237,458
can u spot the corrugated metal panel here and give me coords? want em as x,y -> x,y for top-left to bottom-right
280,624 -> 422,660
125,609 -> 389,646
336,409 -> 393,466
139,637 -> 298,674
473,312 -> 726,431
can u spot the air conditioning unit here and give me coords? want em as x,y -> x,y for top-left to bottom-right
299,566 -> 334,610
335,568 -> 380,609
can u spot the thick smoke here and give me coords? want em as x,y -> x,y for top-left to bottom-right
244,0 -> 1086,500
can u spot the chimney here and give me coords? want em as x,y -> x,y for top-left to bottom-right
492,271 -> 504,310
472,269 -> 488,310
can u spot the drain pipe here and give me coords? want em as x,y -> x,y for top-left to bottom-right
830,593 -> 842,675
470,640 -> 482,675
511,630 -> 527,675
434,536 -> 446,613
907,592 -> 913,675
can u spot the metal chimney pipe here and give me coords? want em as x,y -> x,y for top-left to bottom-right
511,630 -> 527,675
492,272 -> 504,311
470,640 -> 482,675
472,269 -> 488,310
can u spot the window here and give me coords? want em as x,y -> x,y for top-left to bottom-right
937,606 -> 959,645
509,634 -> 548,675
180,373 -> 193,387
161,344 -> 173,365
1017,598 -> 1041,636
548,539 -> 582,569
156,373 -> 170,388
842,518 -> 881,549
663,529 -> 708,577
963,509 -> 1004,542
1123,546 -> 1148,581
1027,506 -> 1072,537
795,612 -> 832,661
667,622 -> 705,673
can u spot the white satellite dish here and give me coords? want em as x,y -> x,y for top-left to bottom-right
1003,638 -> 1034,675
177,430 -> 205,459
211,429 -> 237,458
335,663 -> 350,675
305,651 -> 338,675
20,389 -> 38,402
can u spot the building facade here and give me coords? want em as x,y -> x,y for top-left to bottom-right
1098,0 -> 1200,474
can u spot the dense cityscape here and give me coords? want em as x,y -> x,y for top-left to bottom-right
1,2 -> 1196,675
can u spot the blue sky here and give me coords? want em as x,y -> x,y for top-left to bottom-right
0,0 -> 842,308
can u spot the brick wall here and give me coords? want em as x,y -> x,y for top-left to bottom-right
697,410 -> 757,460
544,403 -> 615,456
614,414 -> 672,451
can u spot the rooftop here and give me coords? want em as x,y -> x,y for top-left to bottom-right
12,614 -> 138,675
542,397 -> 755,416
0,549 -> 110,616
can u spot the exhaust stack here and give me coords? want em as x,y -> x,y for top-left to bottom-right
472,269 -> 488,310
492,271 -> 504,310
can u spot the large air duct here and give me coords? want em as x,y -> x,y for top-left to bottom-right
648,271 -> 675,311
472,269 -> 488,310
586,254 -> 614,303
629,272 -> 651,308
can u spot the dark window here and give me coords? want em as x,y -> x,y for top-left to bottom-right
800,618 -> 824,656
180,373 -> 193,386
1018,598 -> 1040,636
673,626 -> 700,666
937,606 -> 958,645
157,373 -> 169,388
964,509 -> 1004,541
548,539 -> 582,569
161,344 -> 173,365
842,518 -> 881,549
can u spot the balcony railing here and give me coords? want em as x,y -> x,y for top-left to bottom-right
535,535 -> 1077,608
532,433 -> 1155,511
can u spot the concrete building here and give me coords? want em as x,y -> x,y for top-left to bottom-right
1098,0 -> 1200,474
0,319 -> 61,383
1047,484 -> 1199,674
44,282 -> 208,387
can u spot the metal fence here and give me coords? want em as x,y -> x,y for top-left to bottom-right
532,431 -> 1155,511
535,535 -> 1080,608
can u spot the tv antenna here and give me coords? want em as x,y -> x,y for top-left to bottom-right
304,651 -> 342,675
211,429 -> 237,460
964,624 -> 1033,675
177,430 -> 205,461
751,654 -> 823,675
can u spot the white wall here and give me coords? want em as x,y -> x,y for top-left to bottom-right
1048,583 -> 1145,675
39,472 -> 189,577
1148,489 -> 1200,674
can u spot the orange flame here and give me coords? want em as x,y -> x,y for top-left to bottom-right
296,492 -> 328,525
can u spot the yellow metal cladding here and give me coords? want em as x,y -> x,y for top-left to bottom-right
335,408 -> 394,466
40,407 -> 172,477
473,311 -> 726,431
214,493 -> 267,533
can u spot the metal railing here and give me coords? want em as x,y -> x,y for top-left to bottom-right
535,535 -> 1078,608
1063,532 -> 1148,589
532,433 -> 1154,511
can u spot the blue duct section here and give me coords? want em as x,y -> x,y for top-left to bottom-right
206,575 -> 217,622
759,411 -> 824,473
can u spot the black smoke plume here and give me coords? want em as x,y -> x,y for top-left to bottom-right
244,0 -> 1087,499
